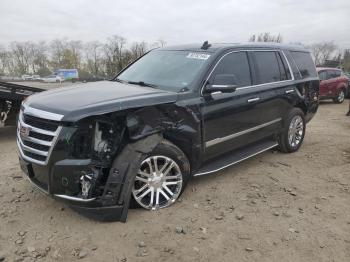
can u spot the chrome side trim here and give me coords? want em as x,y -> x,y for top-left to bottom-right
54,194 -> 96,202
205,118 -> 281,148
201,49 -> 295,95
22,104 -> 64,121
194,143 -> 278,176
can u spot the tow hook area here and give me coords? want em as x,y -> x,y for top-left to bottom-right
80,174 -> 93,199
0,111 -> 8,125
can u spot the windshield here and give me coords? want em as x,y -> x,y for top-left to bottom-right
116,50 -> 211,92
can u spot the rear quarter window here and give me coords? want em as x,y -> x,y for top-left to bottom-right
254,51 -> 285,84
290,51 -> 317,78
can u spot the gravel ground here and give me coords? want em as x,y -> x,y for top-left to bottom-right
0,100 -> 350,262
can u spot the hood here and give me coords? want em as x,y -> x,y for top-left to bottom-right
24,81 -> 178,121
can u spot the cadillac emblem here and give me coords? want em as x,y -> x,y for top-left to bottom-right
19,125 -> 30,137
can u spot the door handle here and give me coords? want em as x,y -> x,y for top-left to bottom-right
247,97 -> 260,103
285,89 -> 295,94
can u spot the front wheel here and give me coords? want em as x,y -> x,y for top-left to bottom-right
131,140 -> 190,210
333,89 -> 345,103
278,108 -> 306,153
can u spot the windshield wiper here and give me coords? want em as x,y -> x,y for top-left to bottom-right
114,78 -> 127,83
126,81 -> 158,88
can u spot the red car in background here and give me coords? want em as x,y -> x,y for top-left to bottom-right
317,67 -> 349,103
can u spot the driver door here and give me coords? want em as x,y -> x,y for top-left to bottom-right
201,51 -> 263,160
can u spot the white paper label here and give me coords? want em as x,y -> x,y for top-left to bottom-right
186,53 -> 211,60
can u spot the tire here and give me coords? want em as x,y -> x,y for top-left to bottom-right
333,89 -> 345,104
130,139 -> 190,210
278,108 -> 306,153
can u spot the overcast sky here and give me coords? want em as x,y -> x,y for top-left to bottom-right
1,0 -> 349,49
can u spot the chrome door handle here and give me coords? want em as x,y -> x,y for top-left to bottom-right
285,89 -> 295,94
247,97 -> 260,103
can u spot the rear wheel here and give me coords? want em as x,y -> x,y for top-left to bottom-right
131,140 -> 190,210
278,108 -> 306,153
333,89 -> 345,103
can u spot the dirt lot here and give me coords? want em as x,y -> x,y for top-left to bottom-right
0,100 -> 350,262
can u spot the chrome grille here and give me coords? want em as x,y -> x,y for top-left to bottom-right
17,109 -> 62,165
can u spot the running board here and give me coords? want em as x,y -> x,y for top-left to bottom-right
194,139 -> 278,176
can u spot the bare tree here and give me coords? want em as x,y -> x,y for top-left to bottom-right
0,35 -> 168,78
103,35 -> 127,77
0,45 -> 13,75
249,33 -> 283,43
130,41 -> 148,61
10,42 -> 32,74
309,42 -> 337,66
67,40 -> 82,68
84,41 -> 103,77
50,39 -> 67,69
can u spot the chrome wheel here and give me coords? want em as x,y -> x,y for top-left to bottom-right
132,155 -> 183,210
338,90 -> 345,103
288,115 -> 304,148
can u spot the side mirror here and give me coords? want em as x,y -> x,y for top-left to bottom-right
204,74 -> 238,93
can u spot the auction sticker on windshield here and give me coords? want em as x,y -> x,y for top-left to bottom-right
186,53 -> 211,60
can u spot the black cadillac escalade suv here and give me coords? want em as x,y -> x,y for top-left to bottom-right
17,42 -> 319,221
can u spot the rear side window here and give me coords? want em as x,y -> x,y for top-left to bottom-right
210,52 -> 251,87
254,51 -> 282,84
332,70 -> 341,78
290,51 -> 317,78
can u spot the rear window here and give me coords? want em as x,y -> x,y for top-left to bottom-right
290,51 -> 317,78
254,51 -> 284,84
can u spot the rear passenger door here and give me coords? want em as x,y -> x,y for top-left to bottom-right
251,50 -> 292,127
318,70 -> 328,96
202,50 -> 284,160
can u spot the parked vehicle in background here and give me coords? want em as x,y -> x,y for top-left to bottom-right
317,68 -> 349,103
55,69 -> 79,82
21,75 -> 33,81
32,75 -> 41,80
41,75 -> 64,83
16,43 -> 319,222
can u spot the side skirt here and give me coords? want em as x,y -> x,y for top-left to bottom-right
194,139 -> 278,176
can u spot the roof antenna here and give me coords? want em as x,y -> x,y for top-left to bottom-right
201,41 -> 211,50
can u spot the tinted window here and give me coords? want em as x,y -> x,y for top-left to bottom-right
276,52 -> 291,81
254,51 -> 282,84
291,51 -> 317,78
332,70 -> 341,78
209,52 -> 251,87
318,70 -> 327,80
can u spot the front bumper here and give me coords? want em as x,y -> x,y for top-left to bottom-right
19,156 -> 124,221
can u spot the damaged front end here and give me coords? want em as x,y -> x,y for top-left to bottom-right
18,108 -> 164,221
18,101 -> 201,222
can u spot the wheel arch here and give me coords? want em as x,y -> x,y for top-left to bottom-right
126,104 -> 202,172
